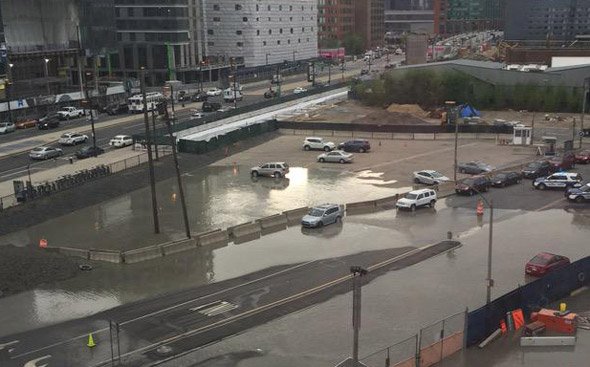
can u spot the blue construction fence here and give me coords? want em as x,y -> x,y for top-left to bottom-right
466,255 -> 590,346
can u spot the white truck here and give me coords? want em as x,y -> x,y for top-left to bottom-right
223,88 -> 243,102
57,106 -> 85,120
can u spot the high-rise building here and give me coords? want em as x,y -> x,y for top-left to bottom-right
385,0 -> 434,36
317,0 -> 355,48
202,0 -> 318,67
434,0 -> 504,35
505,0 -> 590,41
355,0 -> 385,49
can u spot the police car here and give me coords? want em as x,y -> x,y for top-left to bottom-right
533,172 -> 583,190
566,183 -> 590,203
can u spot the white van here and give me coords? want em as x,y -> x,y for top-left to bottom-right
223,88 -> 243,102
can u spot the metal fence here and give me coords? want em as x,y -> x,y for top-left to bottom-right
466,255 -> 590,346
359,311 -> 466,367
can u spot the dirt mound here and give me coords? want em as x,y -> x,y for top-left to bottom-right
386,103 -> 429,118
0,245 -> 80,297
352,110 -> 431,125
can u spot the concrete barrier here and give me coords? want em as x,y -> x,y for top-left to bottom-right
58,247 -> 90,260
283,207 -> 309,226
198,229 -> 229,247
257,213 -> 288,235
345,200 -> 377,215
123,245 -> 163,264
160,238 -> 197,256
89,249 -> 122,263
228,221 -> 262,239
374,195 -> 399,210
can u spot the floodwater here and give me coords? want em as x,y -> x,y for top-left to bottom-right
0,166 -> 408,251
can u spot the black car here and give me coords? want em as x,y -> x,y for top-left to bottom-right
521,160 -> 554,179
37,114 -> 60,129
202,101 -> 222,112
338,139 -> 371,153
76,146 -> 105,159
490,172 -> 522,187
106,103 -> 129,116
455,176 -> 491,195
191,92 -> 208,102
264,89 -> 277,99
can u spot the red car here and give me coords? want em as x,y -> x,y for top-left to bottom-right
575,150 -> 590,164
548,152 -> 576,170
525,252 -> 570,277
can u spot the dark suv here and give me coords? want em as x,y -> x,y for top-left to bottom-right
521,160 -> 553,179
37,114 -> 60,129
202,101 -> 221,112
338,139 -> 371,153
455,176 -> 491,195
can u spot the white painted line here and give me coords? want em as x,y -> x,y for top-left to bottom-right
23,355 -> 51,367
0,339 -> 19,351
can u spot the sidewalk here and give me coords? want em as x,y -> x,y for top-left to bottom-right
0,146 -> 170,207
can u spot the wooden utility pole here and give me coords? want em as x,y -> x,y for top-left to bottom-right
141,67 -> 160,234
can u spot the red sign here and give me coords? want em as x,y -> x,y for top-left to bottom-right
319,48 -> 345,59
39,238 -> 48,249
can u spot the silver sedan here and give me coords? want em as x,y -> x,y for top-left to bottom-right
317,150 -> 353,163
29,146 -> 63,160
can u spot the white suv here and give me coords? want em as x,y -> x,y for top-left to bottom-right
396,189 -> 437,211
109,135 -> 134,148
533,172 -> 583,190
303,137 -> 336,152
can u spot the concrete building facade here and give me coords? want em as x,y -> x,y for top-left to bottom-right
202,0 -> 318,67
434,0 -> 504,35
505,0 -> 590,42
385,0 -> 434,37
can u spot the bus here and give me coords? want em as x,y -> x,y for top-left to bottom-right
127,92 -> 163,113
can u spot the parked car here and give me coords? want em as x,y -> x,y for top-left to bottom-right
533,172 -> 583,190
76,146 -> 105,159
264,89 -> 277,99
413,170 -> 450,185
190,92 -> 208,102
303,137 -> 335,151
37,114 -> 60,129
106,103 -> 129,115
521,160 -> 554,179
0,122 -> 16,134
338,139 -> 371,153
29,146 -> 63,160
490,172 -> 522,187
251,162 -> 289,178
293,87 -> 307,94
566,183 -> 590,203
455,176 -> 491,195
525,252 -> 570,277
109,135 -> 133,148
548,152 -> 576,171
15,119 -> 37,129
301,203 -> 343,228
206,88 -> 222,97
457,161 -> 494,174
58,132 -> 89,146
317,150 -> 354,163
395,189 -> 437,211
575,150 -> 590,164
57,106 -> 84,120
202,101 -> 222,112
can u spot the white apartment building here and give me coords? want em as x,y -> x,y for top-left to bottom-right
202,0 -> 318,67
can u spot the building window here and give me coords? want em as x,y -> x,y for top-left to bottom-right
277,40 -> 281,45
237,30 -> 243,35
213,17 -> 221,22
235,4 -> 242,11
128,8 -> 134,17
290,28 -> 293,33
267,5 -> 271,11
289,16 -> 292,21
208,41 -> 214,46
269,29 -> 272,34
237,42 -> 243,47
115,8 -> 120,17
287,39 -> 290,44
256,30 -> 260,35
298,38 -> 300,43
302,27 -> 305,32
256,4 -> 259,11
268,17 -> 271,21
243,17 -> 248,22
208,29 -> 214,35
279,28 -> 283,34
263,41 -> 267,46
213,5 -> 220,11
290,5 -> 292,11
311,27 -> 314,31
129,33 -> 135,41
279,5 -> 282,11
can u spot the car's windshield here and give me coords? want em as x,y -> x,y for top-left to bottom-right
529,254 -> 552,265
60,134 -> 70,138
431,171 -> 443,178
493,174 -> 506,180
405,194 -> 418,200
32,147 -> 43,152
527,162 -> 541,169
309,209 -> 325,217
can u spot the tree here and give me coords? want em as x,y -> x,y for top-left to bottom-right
342,33 -> 364,55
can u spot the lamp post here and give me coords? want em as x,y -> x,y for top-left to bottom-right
43,58 -> 50,95
5,63 -> 13,124
230,58 -> 237,109
350,266 -> 368,366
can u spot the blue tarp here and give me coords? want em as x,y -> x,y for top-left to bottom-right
460,104 -> 481,118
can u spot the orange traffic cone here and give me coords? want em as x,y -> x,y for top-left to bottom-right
476,200 -> 484,216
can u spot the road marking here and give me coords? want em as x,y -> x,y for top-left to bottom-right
0,339 -> 19,351
23,355 -> 51,367
535,197 -> 566,211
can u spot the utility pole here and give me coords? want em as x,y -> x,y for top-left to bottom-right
581,78 -> 589,149
84,71 -> 98,156
5,80 -> 12,124
231,58 -> 237,109
151,108 -> 159,160
445,101 -> 458,181
486,199 -> 494,304
572,118 -> 577,146
170,84 -> 176,130
163,101 -> 191,239
351,266 -> 368,366
141,67 -> 160,234
276,65 -> 282,97
328,62 -> 331,85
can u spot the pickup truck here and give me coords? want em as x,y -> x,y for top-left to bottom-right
57,106 -> 85,120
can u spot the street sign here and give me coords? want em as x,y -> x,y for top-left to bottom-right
579,131 -> 585,137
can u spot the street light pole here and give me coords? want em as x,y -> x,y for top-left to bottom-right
350,266 -> 368,366
44,58 -> 50,95
84,72 -> 98,156
230,58 -> 237,109
581,78 -> 589,149
486,199 -> 494,304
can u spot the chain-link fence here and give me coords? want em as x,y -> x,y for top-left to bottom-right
359,310 -> 466,367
